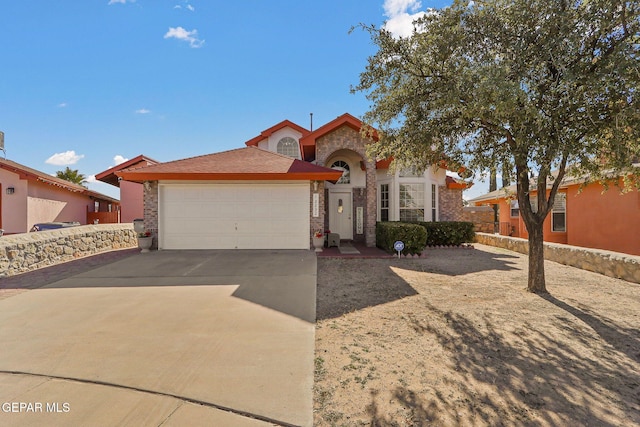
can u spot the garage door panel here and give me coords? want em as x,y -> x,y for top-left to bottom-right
160,184 -> 309,250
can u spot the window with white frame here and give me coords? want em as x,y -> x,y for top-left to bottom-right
276,137 -> 299,158
380,184 -> 390,221
510,200 -> 520,217
330,160 -> 350,184
552,193 -> 566,232
400,183 -> 425,222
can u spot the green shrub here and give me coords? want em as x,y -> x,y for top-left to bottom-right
417,221 -> 475,246
376,222 -> 427,255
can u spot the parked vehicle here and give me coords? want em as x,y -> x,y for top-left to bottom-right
30,222 -> 81,232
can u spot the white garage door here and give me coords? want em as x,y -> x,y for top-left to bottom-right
159,183 -> 310,249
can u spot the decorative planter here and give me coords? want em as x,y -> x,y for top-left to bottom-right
138,236 -> 153,253
312,236 -> 324,252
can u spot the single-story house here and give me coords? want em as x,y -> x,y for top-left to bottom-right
469,173 -> 640,256
117,113 -> 467,250
0,158 -> 120,234
95,155 -> 158,224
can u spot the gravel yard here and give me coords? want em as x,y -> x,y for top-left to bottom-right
314,244 -> 640,426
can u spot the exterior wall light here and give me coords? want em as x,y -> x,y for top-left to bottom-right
6,187 -> 15,195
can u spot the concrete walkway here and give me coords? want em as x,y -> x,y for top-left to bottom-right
0,250 -> 317,426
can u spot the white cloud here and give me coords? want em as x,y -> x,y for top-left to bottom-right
57,102 -> 68,108
86,175 -> 97,183
45,150 -> 85,166
108,0 -> 135,5
113,155 -> 129,165
164,26 -> 204,48
174,1 -> 195,11
383,0 -> 429,38
384,0 -> 422,17
135,108 -> 151,114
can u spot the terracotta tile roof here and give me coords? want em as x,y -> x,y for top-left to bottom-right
446,175 -> 472,190
116,146 -> 343,182
0,158 -> 119,203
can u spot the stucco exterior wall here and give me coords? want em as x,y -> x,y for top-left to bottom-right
26,180 -> 94,230
566,181 -> 640,256
1,169 -> 97,234
476,232 -> 640,284
0,224 -> 136,277
1,168 -> 29,233
120,180 -> 144,224
26,197 -> 68,228
478,182 -> 639,255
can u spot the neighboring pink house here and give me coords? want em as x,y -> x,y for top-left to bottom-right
95,155 -> 158,224
0,158 -> 120,234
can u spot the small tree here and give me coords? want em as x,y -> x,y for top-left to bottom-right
56,167 -> 87,187
355,0 -> 640,293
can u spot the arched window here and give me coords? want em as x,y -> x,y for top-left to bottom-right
331,160 -> 350,184
276,137 -> 299,158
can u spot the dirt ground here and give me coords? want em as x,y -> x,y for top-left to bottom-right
314,244 -> 640,426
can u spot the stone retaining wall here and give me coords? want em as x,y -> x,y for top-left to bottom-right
476,233 -> 640,284
0,224 -> 137,278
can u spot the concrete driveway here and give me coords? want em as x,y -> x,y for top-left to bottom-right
0,250 -> 317,426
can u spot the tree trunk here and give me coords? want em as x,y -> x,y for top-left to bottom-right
527,223 -> 547,293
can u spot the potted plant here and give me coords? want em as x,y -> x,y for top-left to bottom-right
137,230 -> 153,253
312,230 -> 324,252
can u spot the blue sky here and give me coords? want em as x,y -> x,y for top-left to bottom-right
1,0 -> 484,200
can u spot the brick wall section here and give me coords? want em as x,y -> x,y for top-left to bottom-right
315,126 -> 377,246
463,205 -> 494,233
143,181 -> 159,249
310,181 -> 325,248
476,233 -> 640,284
0,224 -> 137,277
439,185 -> 464,221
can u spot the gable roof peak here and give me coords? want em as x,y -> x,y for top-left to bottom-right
244,119 -> 310,147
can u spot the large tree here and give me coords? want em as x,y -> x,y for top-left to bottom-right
355,0 -> 640,293
56,166 -> 87,187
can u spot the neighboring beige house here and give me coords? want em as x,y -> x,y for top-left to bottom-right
95,155 -> 158,224
117,113 -> 467,250
0,158 -> 120,234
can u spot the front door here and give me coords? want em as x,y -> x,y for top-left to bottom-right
329,191 -> 352,240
